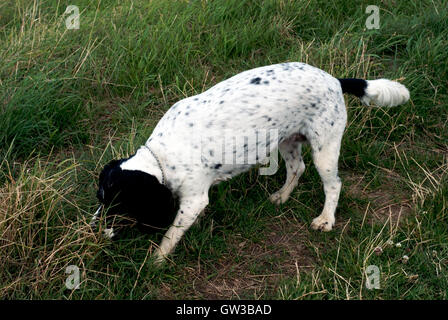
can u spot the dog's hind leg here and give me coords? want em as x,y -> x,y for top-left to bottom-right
154,190 -> 209,265
269,136 -> 305,205
309,135 -> 342,232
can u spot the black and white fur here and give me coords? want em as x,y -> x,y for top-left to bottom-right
94,62 -> 410,264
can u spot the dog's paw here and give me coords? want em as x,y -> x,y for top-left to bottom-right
311,215 -> 334,232
269,191 -> 288,205
153,249 -> 167,267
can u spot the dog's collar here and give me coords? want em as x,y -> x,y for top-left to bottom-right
143,145 -> 166,185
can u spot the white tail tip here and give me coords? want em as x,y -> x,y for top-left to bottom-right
361,79 -> 410,107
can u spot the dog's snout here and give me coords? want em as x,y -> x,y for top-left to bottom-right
90,204 -> 103,227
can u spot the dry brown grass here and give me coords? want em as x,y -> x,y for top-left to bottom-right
0,157 -> 103,298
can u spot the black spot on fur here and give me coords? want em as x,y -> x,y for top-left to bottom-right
250,77 -> 262,84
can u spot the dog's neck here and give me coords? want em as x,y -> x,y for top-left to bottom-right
120,145 -> 165,185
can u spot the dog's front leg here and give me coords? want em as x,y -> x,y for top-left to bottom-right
154,192 -> 209,265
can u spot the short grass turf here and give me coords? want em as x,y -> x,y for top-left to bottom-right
0,0 -> 447,299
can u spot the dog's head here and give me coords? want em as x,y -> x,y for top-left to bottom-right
95,159 -> 177,234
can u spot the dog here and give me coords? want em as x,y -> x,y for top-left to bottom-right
92,62 -> 410,264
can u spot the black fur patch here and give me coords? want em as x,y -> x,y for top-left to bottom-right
96,159 -> 177,236
338,78 -> 368,98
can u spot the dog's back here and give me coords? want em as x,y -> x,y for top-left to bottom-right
147,62 -> 346,184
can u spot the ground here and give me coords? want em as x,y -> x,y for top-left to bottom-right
0,0 -> 447,299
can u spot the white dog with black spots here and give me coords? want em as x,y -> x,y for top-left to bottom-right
93,62 -> 410,264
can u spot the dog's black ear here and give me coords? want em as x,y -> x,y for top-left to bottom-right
124,171 -> 177,233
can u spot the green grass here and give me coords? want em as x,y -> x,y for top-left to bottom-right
0,0 -> 447,299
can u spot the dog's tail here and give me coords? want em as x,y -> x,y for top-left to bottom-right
338,78 -> 410,107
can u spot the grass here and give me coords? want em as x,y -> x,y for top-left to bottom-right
0,0 -> 447,299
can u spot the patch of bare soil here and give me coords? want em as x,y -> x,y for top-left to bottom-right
160,216 -> 316,299
342,170 -> 413,225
